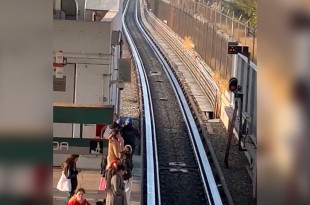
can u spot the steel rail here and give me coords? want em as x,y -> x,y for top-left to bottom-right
135,0 -> 223,204
122,1 -> 160,204
144,9 -> 219,112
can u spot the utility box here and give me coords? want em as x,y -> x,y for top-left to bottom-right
111,31 -> 121,46
118,58 -> 131,82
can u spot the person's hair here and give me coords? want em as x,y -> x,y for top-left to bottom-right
75,187 -> 86,194
117,164 -> 126,171
109,130 -> 119,140
62,154 -> 79,170
68,187 -> 85,203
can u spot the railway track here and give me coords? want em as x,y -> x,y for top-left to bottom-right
143,9 -> 219,111
123,0 -> 223,204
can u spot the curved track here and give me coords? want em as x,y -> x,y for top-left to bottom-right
123,0 -> 223,204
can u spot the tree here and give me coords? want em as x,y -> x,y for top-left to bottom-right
220,0 -> 257,28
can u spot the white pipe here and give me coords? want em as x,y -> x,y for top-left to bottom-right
84,0 -> 87,20
92,11 -> 96,21
74,0 -> 79,20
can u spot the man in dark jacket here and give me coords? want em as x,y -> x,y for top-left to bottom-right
120,118 -> 140,156
120,145 -> 133,205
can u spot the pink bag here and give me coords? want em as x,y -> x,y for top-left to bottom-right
98,177 -> 107,190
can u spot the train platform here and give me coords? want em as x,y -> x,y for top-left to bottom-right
53,155 -> 142,205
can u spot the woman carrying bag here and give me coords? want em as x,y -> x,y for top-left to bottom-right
60,154 -> 80,203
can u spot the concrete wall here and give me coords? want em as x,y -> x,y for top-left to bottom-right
85,0 -> 120,11
84,9 -> 110,22
54,0 -> 61,10
53,20 -> 111,54
76,0 -> 86,20
111,0 -> 123,31
111,0 -> 124,115
53,3 -> 124,167
53,64 -> 75,138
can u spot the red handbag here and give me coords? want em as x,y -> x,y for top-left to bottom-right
98,177 -> 107,190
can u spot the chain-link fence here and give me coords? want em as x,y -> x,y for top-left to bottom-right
145,0 -> 257,136
170,0 -> 257,63
147,0 -> 233,80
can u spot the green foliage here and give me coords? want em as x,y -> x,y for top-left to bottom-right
220,0 -> 257,28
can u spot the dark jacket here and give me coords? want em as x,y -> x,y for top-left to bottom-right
120,125 -> 139,152
63,161 -> 79,193
63,162 -> 78,179
111,121 -> 122,131
120,145 -> 133,180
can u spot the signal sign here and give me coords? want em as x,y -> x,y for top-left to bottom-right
228,45 -> 242,54
227,42 -> 249,55
228,78 -> 238,92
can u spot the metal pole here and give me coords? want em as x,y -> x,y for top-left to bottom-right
220,8 -> 222,26
238,92 -> 244,150
75,0 -> 79,20
252,32 -> 256,62
245,52 -> 251,112
117,89 -> 121,116
224,97 -> 238,167
80,123 -> 83,139
237,19 -> 240,41
232,11 -> 234,35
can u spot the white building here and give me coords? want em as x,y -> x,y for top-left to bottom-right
53,0 -> 128,168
